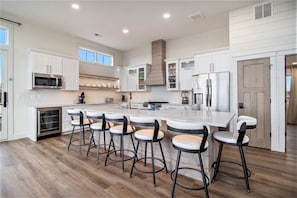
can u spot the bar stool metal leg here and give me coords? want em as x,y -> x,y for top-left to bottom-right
198,152 -> 209,198
171,150 -> 182,198
239,146 -> 250,192
212,143 -> 223,183
159,141 -> 168,173
130,141 -> 140,178
151,142 -> 156,187
68,126 -> 75,150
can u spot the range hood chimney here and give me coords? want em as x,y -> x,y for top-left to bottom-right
145,39 -> 166,86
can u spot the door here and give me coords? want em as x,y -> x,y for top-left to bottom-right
209,72 -> 230,112
0,49 -> 8,140
238,58 -> 271,149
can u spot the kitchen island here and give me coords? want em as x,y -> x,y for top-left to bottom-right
84,104 -> 235,180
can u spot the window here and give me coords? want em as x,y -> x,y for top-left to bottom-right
0,27 -> 8,45
79,48 -> 113,66
286,75 -> 291,99
255,2 -> 272,20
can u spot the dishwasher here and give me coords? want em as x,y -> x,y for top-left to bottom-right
37,107 -> 62,139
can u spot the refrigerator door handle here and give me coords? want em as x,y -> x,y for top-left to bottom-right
209,79 -> 212,107
205,80 -> 208,106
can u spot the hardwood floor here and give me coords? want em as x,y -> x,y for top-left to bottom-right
1,128 -> 297,198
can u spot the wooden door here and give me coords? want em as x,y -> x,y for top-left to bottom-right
238,58 -> 271,149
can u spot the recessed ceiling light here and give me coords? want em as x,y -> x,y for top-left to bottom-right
122,29 -> 129,34
72,4 -> 80,10
292,62 -> 297,65
163,13 -> 171,19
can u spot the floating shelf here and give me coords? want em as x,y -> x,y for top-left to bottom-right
79,73 -> 119,81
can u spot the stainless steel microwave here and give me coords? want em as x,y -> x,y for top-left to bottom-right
32,73 -> 63,89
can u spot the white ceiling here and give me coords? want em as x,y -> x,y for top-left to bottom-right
1,0 -> 259,51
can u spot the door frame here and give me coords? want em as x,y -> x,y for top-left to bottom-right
0,21 -> 14,141
231,51 -> 286,152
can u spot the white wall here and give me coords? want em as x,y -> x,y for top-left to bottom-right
11,18 -> 123,140
229,0 -> 297,152
122,27 -> 229,104
229,0 -> 296,57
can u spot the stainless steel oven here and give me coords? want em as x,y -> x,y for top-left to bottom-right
37,107 -> 62,139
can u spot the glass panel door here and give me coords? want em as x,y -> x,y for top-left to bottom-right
0,49 -> 8,140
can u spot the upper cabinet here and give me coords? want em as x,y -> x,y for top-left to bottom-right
62,58 -> 79,90
194,48 -> 230,74
126,64 -> 151,92
166,57 -> 194,91
29,51 -> 62,75
166,59 -> 179,91
179,57 -> 194,91
28,49 -> 79,90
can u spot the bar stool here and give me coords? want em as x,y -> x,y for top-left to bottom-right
129,116 -> 168,187
67,109 -> 91,154
211,115 -> 257,192
167,120 -> 210,198
86,111 -> 108,164
104,113 -> 136,173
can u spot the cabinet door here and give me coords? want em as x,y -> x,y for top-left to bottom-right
62,58 -> 79,90
194,53 -> 212,74
48,55 -> 62,75
120,68 -> 128,92
127,68 -> 138,91
166,61 -> 179,90
31,52 -> 49,74
179,69 -> 194,90
212,50 -> 230,72
137,66 -> 146,91
30,51 -> 62,75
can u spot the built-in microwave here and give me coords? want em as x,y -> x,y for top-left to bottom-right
32,73 -> 63,89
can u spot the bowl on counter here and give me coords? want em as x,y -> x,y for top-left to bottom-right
105,98 -> 114,103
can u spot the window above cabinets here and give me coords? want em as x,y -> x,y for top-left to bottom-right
0,27 -> 8,45
79,47 -> 113,66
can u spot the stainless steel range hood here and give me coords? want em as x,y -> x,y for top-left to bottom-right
145,39 -> 166,86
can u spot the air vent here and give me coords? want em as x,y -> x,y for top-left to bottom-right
255,2 -> 272,20
189,12 -> 204,21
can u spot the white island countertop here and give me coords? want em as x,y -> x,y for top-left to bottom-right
85,105 -> 235,128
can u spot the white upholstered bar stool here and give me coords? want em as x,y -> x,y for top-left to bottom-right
167,120 -> 210,198
67,109 -> 91,154
211,116 -> 257,192
86,111 -> 108,164
129,116 -> 168,187
104,113 -> 136,173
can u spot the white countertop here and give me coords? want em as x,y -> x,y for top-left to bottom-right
85,105 -> 235,128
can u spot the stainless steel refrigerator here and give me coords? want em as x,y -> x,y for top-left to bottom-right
192,71 -> 230,112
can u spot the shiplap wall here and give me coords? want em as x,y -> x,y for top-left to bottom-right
229,0 -> 296,57
229,0 -> 296,152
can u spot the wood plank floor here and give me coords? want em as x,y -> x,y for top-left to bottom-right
1,126 -> 297,198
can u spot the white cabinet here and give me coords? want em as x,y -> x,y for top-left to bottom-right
166,59 -> 179,91
30,51 -> 62,75
127,67 -> 138,91
179,58 -> 194,91
62,58 -> 79,90
126,64 -> 151,92
194,49 -> 230,74
115,67 -> 128,92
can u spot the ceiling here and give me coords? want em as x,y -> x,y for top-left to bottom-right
1,0 -> 259,52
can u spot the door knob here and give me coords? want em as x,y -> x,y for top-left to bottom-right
239,103 -> 245,109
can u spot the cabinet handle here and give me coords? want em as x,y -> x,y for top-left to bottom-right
37,110 -> 41,136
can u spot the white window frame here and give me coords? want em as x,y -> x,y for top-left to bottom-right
79,47 -> 114,66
